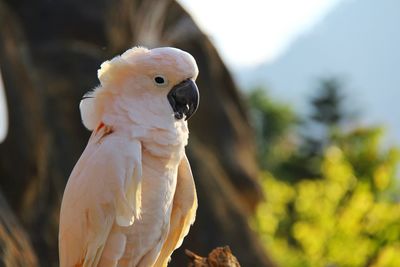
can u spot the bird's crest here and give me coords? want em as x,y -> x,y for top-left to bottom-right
80,47 -> 150,130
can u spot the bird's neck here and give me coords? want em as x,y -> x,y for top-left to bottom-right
133,121 -> 189,160
102,97 -> 189,159
104,117 -> 189,160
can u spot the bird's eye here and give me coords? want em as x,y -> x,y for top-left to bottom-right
154,75 -> 167,86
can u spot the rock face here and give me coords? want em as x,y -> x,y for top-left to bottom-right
0,0 -> 273,266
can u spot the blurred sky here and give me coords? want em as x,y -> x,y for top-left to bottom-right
178,0 -> 343,68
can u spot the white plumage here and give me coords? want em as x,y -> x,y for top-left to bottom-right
59,47 -> 199,267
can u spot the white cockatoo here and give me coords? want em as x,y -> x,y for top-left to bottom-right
59,47 -> 199,267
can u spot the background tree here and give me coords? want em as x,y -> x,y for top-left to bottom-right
250,79 -> 400,267
286,78 -> 348,181
247,88 -> 297,171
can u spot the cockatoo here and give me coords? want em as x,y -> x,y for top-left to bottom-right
59,47 -> 199,267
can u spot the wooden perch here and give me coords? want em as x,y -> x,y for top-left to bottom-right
185,246 -> 241,267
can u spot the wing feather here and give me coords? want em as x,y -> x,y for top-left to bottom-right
59,127 -> 142,267
154,154 -> 197,267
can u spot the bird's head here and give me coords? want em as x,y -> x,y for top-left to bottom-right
80,47 -> 199,130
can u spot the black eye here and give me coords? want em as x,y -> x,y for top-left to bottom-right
154,75 -> 166,85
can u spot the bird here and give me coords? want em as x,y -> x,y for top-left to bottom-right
58,46 -> 199,267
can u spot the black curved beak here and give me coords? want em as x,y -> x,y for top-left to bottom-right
167,79 -> 199,120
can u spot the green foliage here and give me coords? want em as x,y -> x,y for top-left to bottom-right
254,136 -> 400,267
248,80 -> 400,267
247,88 -> 297,170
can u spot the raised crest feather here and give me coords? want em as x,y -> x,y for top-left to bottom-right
80,46 -> 150,131
79,90 -> 100,131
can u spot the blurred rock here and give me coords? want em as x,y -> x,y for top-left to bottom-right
0,191 -> 38,267
0,0 -> 273,266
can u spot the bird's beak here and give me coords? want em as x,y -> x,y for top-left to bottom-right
167,79 -> 199,120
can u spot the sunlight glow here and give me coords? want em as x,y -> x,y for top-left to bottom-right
178,0 -> 343,68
